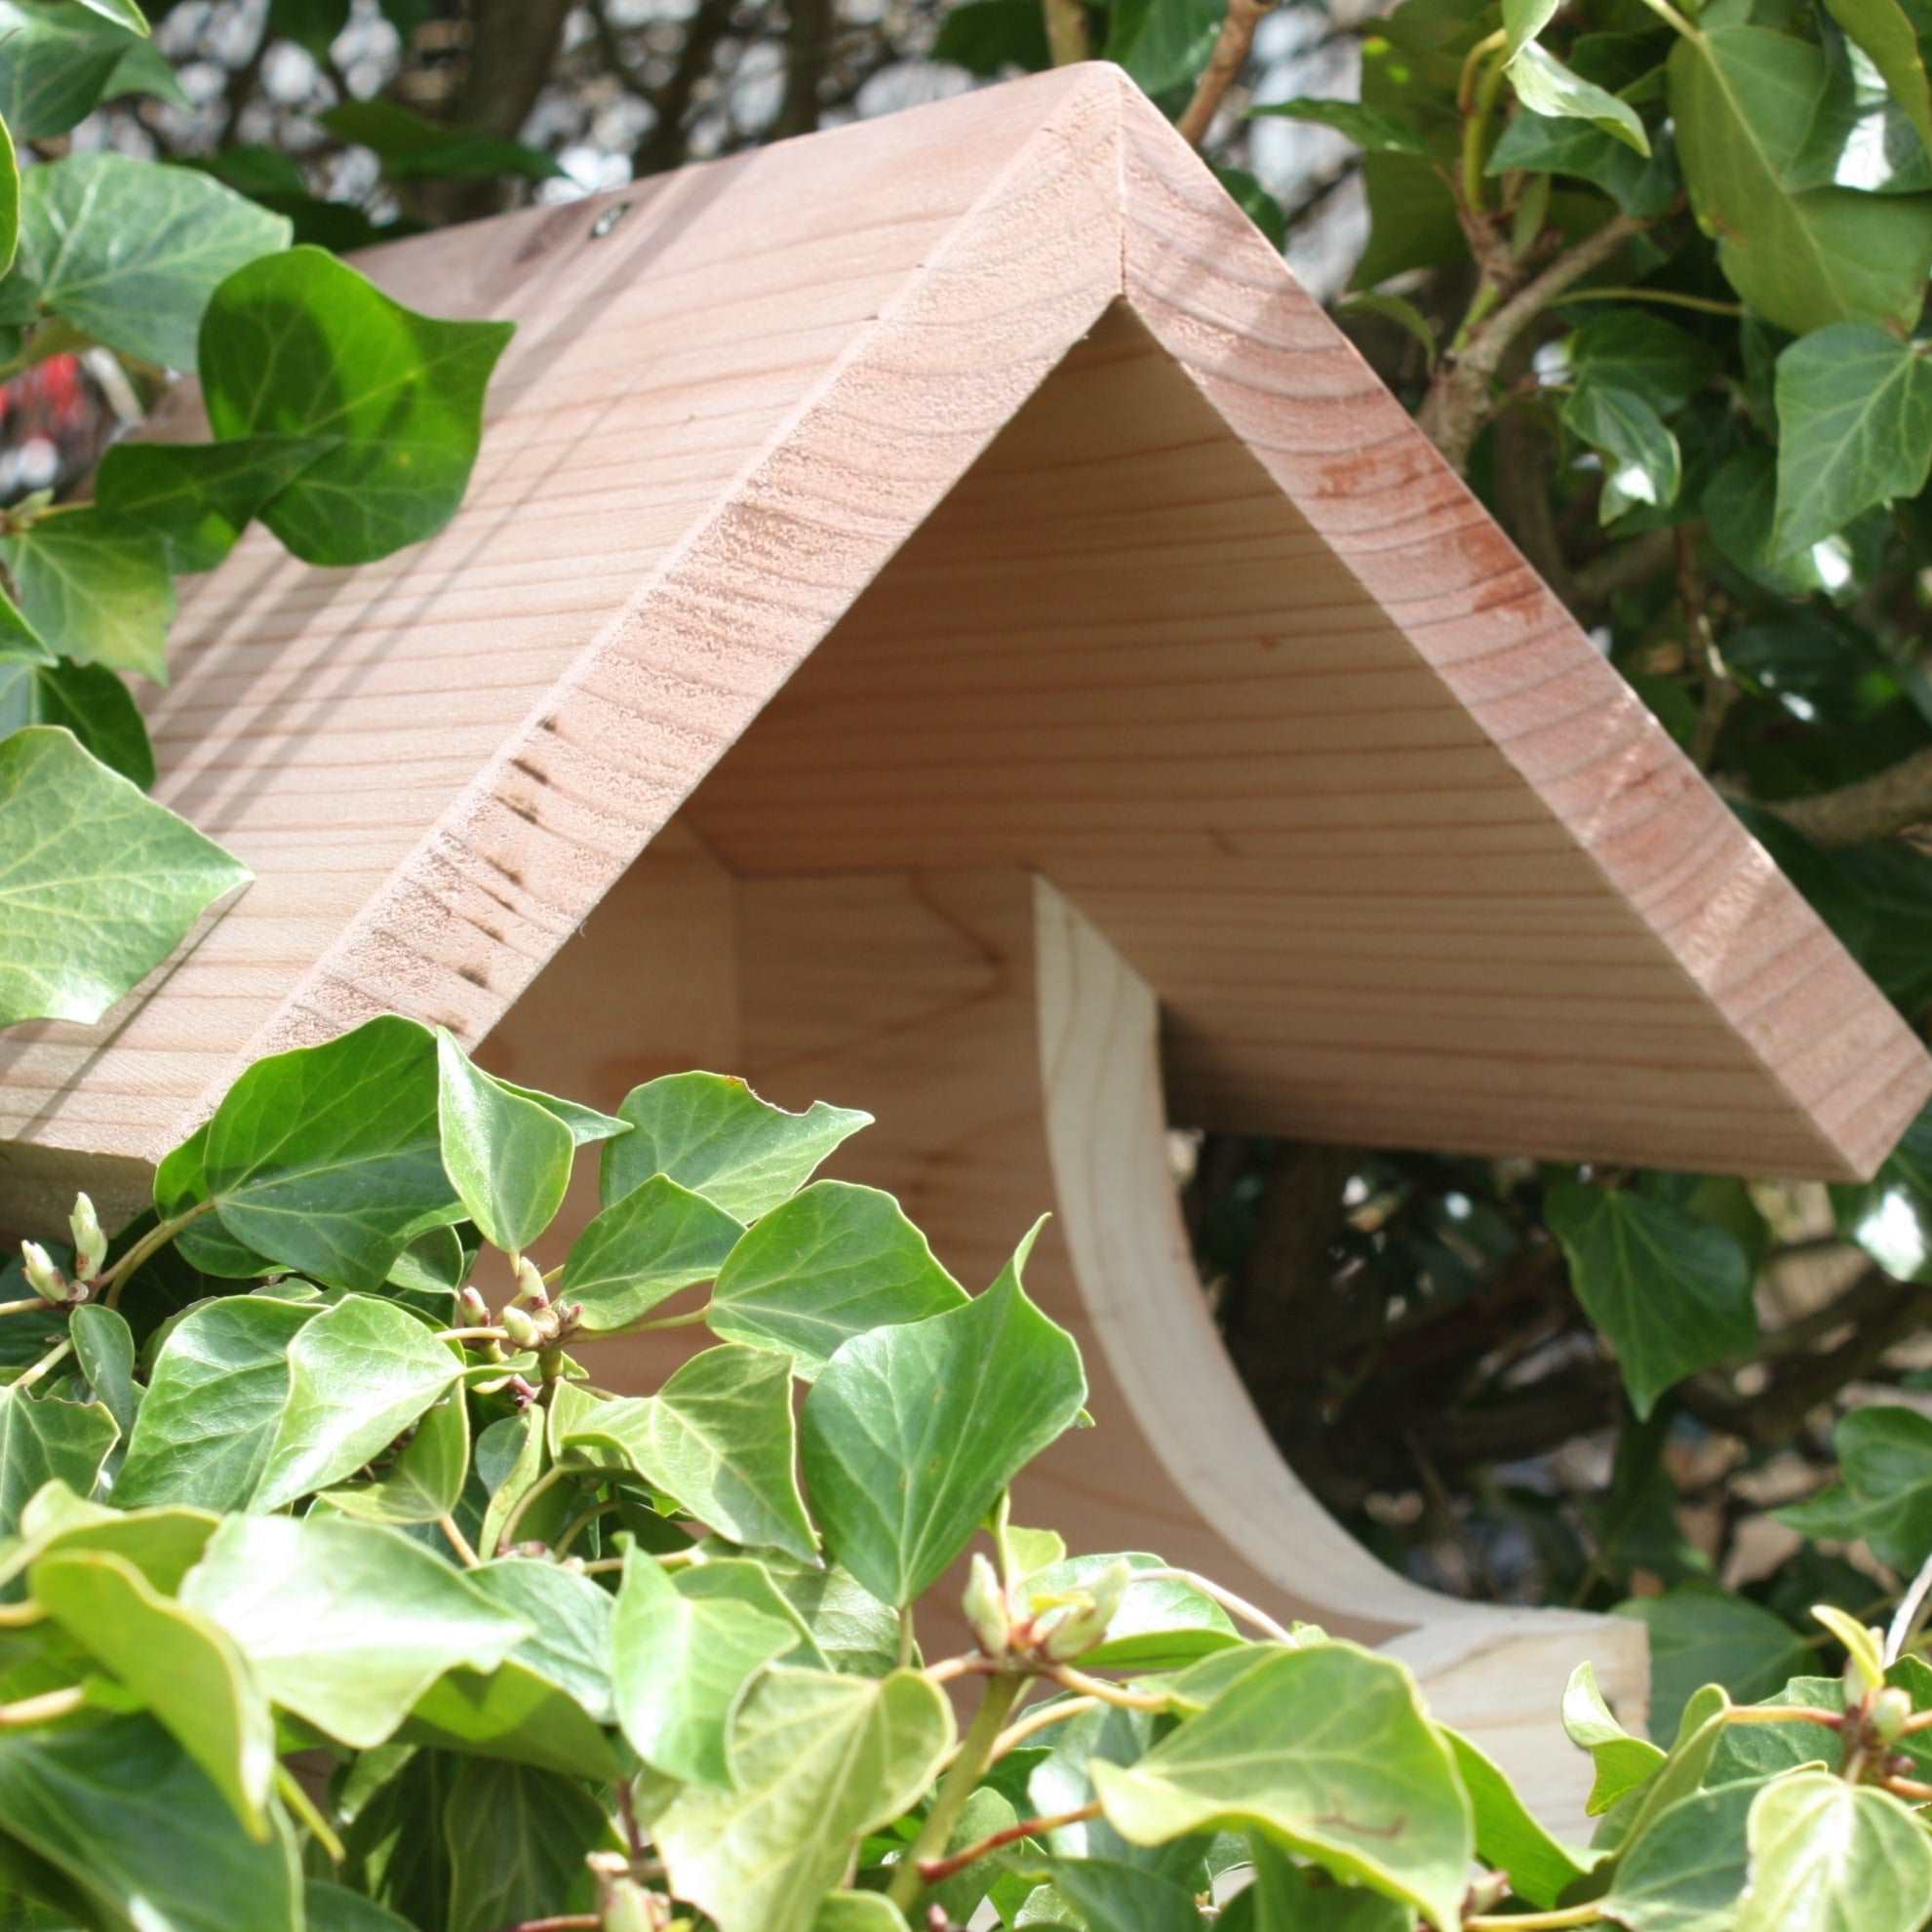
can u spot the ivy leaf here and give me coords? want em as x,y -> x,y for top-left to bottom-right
179,1514 -> 529,1749
194,1015 -> 461,1291
0,154 -> 290,368
0,114 -> 18,280
94,437 -> 334,572
493,1082 -> 630,1147
707,1181 -> 966,1375
1772,326 -> 1932,549
1036,1858 -> 1204,1931
319,1387 -> 469,1527
601,1073 -> 871,1223
435,1030 -> 574,1256
442,1759 -> 611,1932
930,0 -> 1050,74
1778,1404 -> 1932,1570
1019,1554 -> 1240,1673
0,1383 -> 118,1541
30,1548 -> 275,1837
716,1548 -> 899,1676
0,2 -> 140,138
1567,311 -> 1719,415
1830,1101 -> 1932,1282
1563,384 -> 1682,523
802,1227 -> 1086,1605
1091,1642 -> 1474,1931
322,99 -> 563,183
1821,0 -> 1932,159
252,1295 -> 464,1511
1246,99 -> 1432,154
611,1545 -> 796,1786
304,1882 -> 418,1932
1597,1773 -> 1764,1931
199,245 -> 513,565
1669,26 -> 1932,335
0,658 -> 154,787
814,1898 -> 912,1932
1487,112 -> 1682,215
1791,29 -> 1932,193
404,1651 -> 621,1782
1509,42 -> 1651,153
1543,1183 -> 1755,1419
654,1667 -> 955,1932
0,513 -> 175,682
463,1558 -> 615,1725
4,1482 -> 217,1597
68,1304 -> 138,1438
1736,1773 -> 1932,1931
1613,1591 -> 1809,1740
1439,1727 -> 1594,1910
1103,0 -> 1224,95
561,1346 -> 817,1562
0,1714 -> 301,1932
1562,1661 -> 1665,1816
561,1174 -> 744,1335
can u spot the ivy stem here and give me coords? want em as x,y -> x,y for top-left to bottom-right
898,1604 -> 917,1669
0,1297 -> 55,1320
1724,1705 -> 1843,1727
437,1515 -> 482,1568
0,1685 -> 86,1728
1468,1907 -> 1605,1930
1457,29 -> 1510,213
1136,1566 -> 1297,1645
443,1326 -> 510,1345
1632,0 -> 1699,36
552,1498 -> 619,1559
1048,1664 -> 1172,1712
99,1204 -> 217,1311
275,1764 -> 345,1862
12,1339 -> 72,1395
924,1653 -> 997,1686
887,1673 -> 1024,1911
1888,1774 -> 1932,1803
627,1306 -> 708,1332
1555,286 -> 1744,317
493,1463 -> 574,1555
915,1799 -> 1104,1885
988,1694 -> 1100,1763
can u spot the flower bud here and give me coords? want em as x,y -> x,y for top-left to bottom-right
964,1552 -> 1010,1659
67,1194 -> 106,1283
1871,1686 -> 1914,1745
458,1285 -> 491,1325
513,1254 -> 549,1309
599,1875 -> 660,1932
500,1302 -> 540,1349
1040,1559 -> 1133,1663
19,1241 -> 65,1306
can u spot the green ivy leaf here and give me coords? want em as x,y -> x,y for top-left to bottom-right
562,1345 -> 817,1562
1736,1773 -> 1932,1931
802,1227 -> 1086,1605
654,1667 -> 954,1932
68,1304 -> 138,1438
252,1295 -> 464,1511
707,1181 -> 966,1375
94,437 -> 334,572
322,99 -> 564,183
1669,25 -> 1932,335
1562,384 -> 1682,523
670,1555 -> 826,1669
1561,1661 -> 1666,1816
112,1297 -> 314,1510
561,1174 -> 744,1335
464,1557 -> 615,1726
0,1383 -> 117,1542
442,1759 -> 611,1932
1439,1726 -> 1594,1909
1597,1773 -> 1765,1931
0,113 -> 18,280
1019,1554 -> 1239,1673
1790,30 -> 1932,194
1543,1182 -> 1755,1419
929,0 -> 1050,74
601,1073 -> 871,1223
267,0 -> 348,56
1509,43 -> 1651,153
1822,0 -> 1932,158
0,1714 -> 301,1932
726,1548 -> 899,1676
813,1897 -> 912,1932
193,1015 -> 461,1291
30,1547 -> 275,1837
0,512 -> 174,683
0,2 -> 140,138
493,1081 -> 630,1147
1613,1590 -> 1808,1741
611,1544 -> 796,1786
1091,1642 -> 1474,1931
0,658 -> 153,787
1778,1404 -> 1932,1569
1246,99 -> 1432,154
319,1388 -> 469,1527
304,1882 -> 418,1932
1830,1100 -> 1932,1282
198,245 -> 512,565
404,1649 -> 621,1782
179,1514 -> 529,1749
1772,326 -> 1932,549
3,1481 -> 217,1597
435,1029 -> 574,1256
1567,311 -> 1719,415
0,154 -> 289,368
1103,0 -> 1224,95
1037,1858 -> 1204,1931
1486,112 -> 1681,215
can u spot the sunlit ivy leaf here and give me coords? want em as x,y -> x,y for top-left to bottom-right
180,1514 -> 528,1749
1597,1772 -> 1765,1931
703,1547 -> 898,1676
602,1073 -> 871,1222
1670,25 -> 1932,334
611,1544 -> 796,1786
68,1304 -> 138,1439
1439,1726 -> 1595,1909
654,1667 -> 954,1932
253,1295 -> 463,1511
1509,42 -> 1650,153
5,1481 -> 218,1597
322,99 -> 563,182
1563,384 -> 1681,523
0,512 -> 175,683
0,726 -> 233,1027
404,1649 -> 621,1782
73,0 -> 149,29
708,1180 -> 966,1375
31,1548 -> 274,1837
1735,1773 -> 1932,1931
930,0 -> 1050,72
1821,0 -> 1932,159
0,115 -> 17,281
1790,30 -> 1932,194
0,1382 -> 117,1542
0,658 -> 154,787
813,1897 -> 911,1932
1020,1554 -> 1239,1673
319,1385 -> 469,1527
195,1015 -> 461,1291
435,1029 -> 574,1256
0,1714 -> 301,1932
1093,1642 -> 1473,1931
464,1557 -> 615,1726
802,1226 -> 1085,1605
1561,1661 -> 1665,1816
1104,0 -> 1224,95
562,1173 -> 743,1335
1778,1404 -> 1932,1569
153,1123 -> 280,1281
199,245 -> 513,565
0,2 -> 140,138
95,436 -> 333,572
1830,1100 -> 1932,1283
1247,98 -> 1431,153
442,1759 -> 612,1932
0,154 -> 289,368
671,1556 -> 825,1669
562,1345 -> 817,1562
1772,325 -> 1932,550
1544,1182 -> 1755,1419
1613,1590 -> 1808,1741
493,1080 -> 629,1147
1033,1858 -> 1203,1932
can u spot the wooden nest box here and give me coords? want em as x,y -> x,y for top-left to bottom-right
4,64 -> 1928,1828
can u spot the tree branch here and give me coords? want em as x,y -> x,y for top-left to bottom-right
1177,0 -> 1276,147
1744,745 -> 1932,848
631,0 -> 737,178
772,0 -> 832,139
1042,0 -> 1091,66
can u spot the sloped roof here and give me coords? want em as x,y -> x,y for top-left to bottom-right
1,61 -> 1925,1213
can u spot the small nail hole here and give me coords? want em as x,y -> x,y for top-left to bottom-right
589,202 -> 634,239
